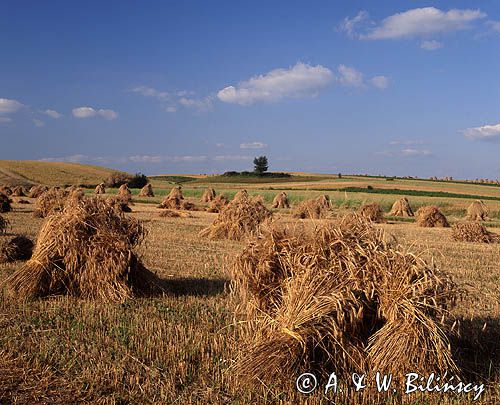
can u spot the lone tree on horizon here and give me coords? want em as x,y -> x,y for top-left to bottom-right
253,156 -> 268,175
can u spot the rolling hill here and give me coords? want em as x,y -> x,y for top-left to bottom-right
0,160 -> 120,187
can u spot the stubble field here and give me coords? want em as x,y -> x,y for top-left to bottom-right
0,177 -> 499,404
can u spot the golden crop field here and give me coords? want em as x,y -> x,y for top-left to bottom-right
0,173 -> 499,404
0,161 -> 119,187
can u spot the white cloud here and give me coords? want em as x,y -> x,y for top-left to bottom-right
389,139 -> 424,145
72,106 -> 118,120
97,109 -> 118,120
360,7 -> 485,40
217,62 -> 333,105
462,123 -> 500,140
176,90 -> 195,97
338,65 -> 364,87
33,119 -> 45,127
400,148 -> 433,156
40,154 -> 254,165
130,86 -> 169,100
179,96 -> 213,112
72,106 -> 97,118
0,117 -> 12,123
39,154 -> 89,163
165,106 -> 177,113
370,76 -> 390,89
343,8 -> 486,41
486,20 -> 500,32
339,11 -> 369,38
240,142 -> 268,149
420,40 -> 443,50
337,66 -> 389,90
0,98 -> 23,114
128,155 -> 209,163
43,109 -> 62,119
213,155 -> 252,161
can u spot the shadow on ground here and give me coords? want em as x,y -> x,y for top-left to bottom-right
452,316 -> 500,382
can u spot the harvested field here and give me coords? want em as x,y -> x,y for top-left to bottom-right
0,175 -> 498,404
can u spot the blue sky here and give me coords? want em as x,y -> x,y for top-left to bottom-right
1,1 -> 500,179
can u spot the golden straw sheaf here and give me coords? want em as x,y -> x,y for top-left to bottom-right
200,191 -> 272,240
231,214 -> 459,386
3,196 -> 162,302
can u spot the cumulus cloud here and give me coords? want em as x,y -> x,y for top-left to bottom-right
217,62 -> 333,105
342,8 -> 485,40
338,65 -> 364,87
129,85 -> 212,113
43,109 -> 62,119
420,40 -> 443,50
0,117 -> 12,123
370,76 -> 390,89
178,96 -> 214,112
130,85 -> 169,100
337,66 -> 389,90
240,142 -> 268,149
97,109 -> 118,120
33,119 -> 45,127
361,7 -> 485,40
0,98 -> 23,114
339,11 -> 369,38
72,106 -> 118,120
462,123 -> 500,141
72,107 -> 97,118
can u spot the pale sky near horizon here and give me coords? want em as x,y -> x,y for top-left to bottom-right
1,1 -> 500,179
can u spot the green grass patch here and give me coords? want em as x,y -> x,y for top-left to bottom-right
301,187 -> 500,202
149,175 -> 198,184
193,175 -> 325,184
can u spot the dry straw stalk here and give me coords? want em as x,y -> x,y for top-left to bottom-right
3,197 -> 161,302
231,214 -> 458,386
200,192 -> 272,240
